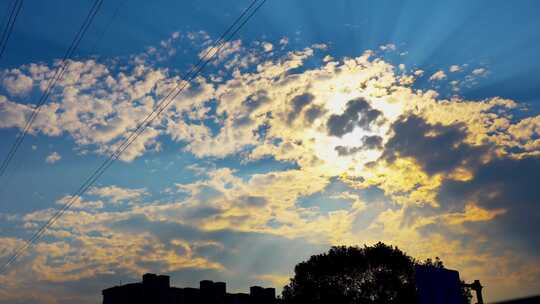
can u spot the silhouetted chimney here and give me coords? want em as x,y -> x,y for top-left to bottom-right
142,273 -> 157,285
214,281 -> 226,296
250,286 -> 264,298
200,280 -> 214,292
200,280 -> 215,304
156,275 -> 170,288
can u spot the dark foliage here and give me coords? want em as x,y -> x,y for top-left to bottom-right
281,242 -> 417,304
282,244 -> 473,304
421,257 -> 445,269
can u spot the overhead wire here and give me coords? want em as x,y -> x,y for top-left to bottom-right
0,0 -> 23,60
88,0 -> 127,56
0,0 -> 267,274
0,0 -> 104,183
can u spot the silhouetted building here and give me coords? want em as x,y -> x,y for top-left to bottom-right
102,273 -> 277,304
415,265 -> 463,304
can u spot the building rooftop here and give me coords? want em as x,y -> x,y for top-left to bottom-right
102,273 -> 276,304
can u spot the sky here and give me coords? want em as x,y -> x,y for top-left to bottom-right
0,0 -> 540,303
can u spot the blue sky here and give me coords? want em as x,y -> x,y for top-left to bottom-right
4,0 -> 540,106
0,1 -> 540,303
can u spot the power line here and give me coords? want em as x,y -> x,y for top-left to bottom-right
0,0 -> 267,274
89,0 -> 127,56
0,0 -> 104,183
0,0 -> 23,60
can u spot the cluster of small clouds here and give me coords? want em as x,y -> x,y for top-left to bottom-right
87,185 -> 148,204
379,43 -> 396,52
427,64 -> 490,92
1,68 -> 34,97
45,151 -> 61,164
0,32 -> 539,303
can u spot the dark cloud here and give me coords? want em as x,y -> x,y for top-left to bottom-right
362,135 -> 384,150
183,206 -> 223,219
304,105 -> 326,124
287,93 -> 315,124
382,115 -> 490,175
335,146 -> 362,156
335,135 -> 383,156
380,114 -> 540,256
242,90 -> 270,112
235,90 -> 271,127
237,195 -> 268,208
437,156 -> 540,255
392,143 -> 540,259
233,115 -> 253,127
326,98 -> 383,137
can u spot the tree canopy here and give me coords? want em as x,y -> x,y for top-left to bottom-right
281,242 -> 417,304
281,243 -> 472,304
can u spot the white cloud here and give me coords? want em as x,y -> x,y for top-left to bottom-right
0,54 -> 213,161
323,55 -> 334,62
199,39 -> 242,64
45,152 -> 61,164
379,43 -> 396,51
2,69 -> 33,97
262,42 -> 274,52
0,95 -> 32,130
449,65 -> 462,73
472,67 -> 487,76
87,185 -> 148,203
429,70 -> 447,81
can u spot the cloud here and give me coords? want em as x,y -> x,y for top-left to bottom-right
1,69 -> 33,97
437,156 -> 540,253
429,70 -> 447,81
0,95 -> 31,130
287,93 -> 315,124
45,152 -> 61,164
262,42 -> 274,52
472,68 -> 487,76
335,135 -> 383,156
0,53 -> 215,161
1,33 -> 540,303
326,98 -> 383,137
381,115 -> 490,175
87,185 -> 148,203
379,43 -> 396,51
449,65 -> 462,73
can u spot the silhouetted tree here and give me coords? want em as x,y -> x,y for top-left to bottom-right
281,242 -> 417,304
422,257 -> 444,269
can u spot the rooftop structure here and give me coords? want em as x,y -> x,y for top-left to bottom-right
102,273 -> 276,304
415,265 -> 464,304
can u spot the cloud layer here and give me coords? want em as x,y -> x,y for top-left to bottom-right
0,31 -> 539,303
